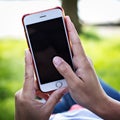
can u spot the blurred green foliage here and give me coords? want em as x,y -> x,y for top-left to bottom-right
0,38 -> 27,120
82,35 -> 120,90
0,30 -> 120,119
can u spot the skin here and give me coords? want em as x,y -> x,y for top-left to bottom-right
15,16 -> 120,120
15,50 -> 67,120
53,16 -> 120,120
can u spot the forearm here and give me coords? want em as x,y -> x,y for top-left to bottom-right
90,95 -> 120,120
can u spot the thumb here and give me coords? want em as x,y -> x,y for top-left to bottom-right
53,56 -> 80,87
45,88 -> 68,112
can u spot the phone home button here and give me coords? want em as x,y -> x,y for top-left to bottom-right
56,82 -> 63,88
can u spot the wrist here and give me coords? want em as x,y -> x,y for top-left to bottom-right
90,94 -> 120,120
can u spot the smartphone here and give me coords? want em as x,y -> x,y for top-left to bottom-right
22,7 -> 74,92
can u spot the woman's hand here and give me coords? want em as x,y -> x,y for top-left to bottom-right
53,16 -> 120,120
15,50 -> 66,120
53,16 -> 107,114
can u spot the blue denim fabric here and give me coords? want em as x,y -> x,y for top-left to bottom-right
100,79 -> 120,101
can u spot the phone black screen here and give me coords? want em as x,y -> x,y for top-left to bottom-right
27,17 -> 73,84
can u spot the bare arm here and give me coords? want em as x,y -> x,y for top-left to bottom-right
92,95 -> 120,120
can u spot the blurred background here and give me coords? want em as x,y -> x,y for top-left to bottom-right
0,0 -> 120,119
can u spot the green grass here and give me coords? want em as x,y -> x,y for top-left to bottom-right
0,38 -> 27,120
0,31 -> 120,120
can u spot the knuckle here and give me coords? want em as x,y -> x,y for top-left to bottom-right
15,89 -> 22,101
25,71 -> 29,80
15,91 -> 20,101
15,90 -> 28,106
15,92 -> 24,106
25,71 -> 33,81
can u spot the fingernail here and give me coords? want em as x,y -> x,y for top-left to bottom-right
53,57 -> 63,67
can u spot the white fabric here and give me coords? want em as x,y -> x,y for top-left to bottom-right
50,108 -> 103,120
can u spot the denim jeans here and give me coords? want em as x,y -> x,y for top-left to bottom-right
53,79 -> 120,113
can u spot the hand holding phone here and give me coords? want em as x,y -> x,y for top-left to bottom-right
22,7 -> 73,92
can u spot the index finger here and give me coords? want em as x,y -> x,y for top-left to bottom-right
65,16 -> 86,59
23,50 -> 35,98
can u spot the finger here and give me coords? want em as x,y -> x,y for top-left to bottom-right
45,87 -> 68,112
65,16 -> 87,68
53,56 -> 82,86
23,50 -> 35,97
65,16 -> 86,57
